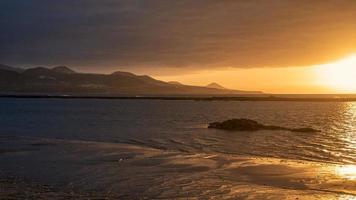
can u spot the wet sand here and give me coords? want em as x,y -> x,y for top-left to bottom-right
0,135 -> 355,199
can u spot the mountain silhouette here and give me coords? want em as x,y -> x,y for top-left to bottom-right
0,64 -> 25,73
206,82 -> 227,90
52,66 -> 76,74
0,64 -> 262,96
168,81 -> 183,85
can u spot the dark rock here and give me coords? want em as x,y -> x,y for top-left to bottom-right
290,128 -> 320,133
208,118 -> 319,133
208,118 -> 269,131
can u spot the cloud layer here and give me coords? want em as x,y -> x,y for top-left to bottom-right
1,0 -> 356,72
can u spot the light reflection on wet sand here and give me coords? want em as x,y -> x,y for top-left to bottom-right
0,136 -> 355,199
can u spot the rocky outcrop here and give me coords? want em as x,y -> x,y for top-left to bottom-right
208,118 -> 319,133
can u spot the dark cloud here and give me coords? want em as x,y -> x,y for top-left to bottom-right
1,0 -> 356,72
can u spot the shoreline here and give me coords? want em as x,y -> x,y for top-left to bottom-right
2,94 -> 356,102
1,135 -> 356,199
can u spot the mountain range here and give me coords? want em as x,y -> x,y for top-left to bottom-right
0,64 -> 262,96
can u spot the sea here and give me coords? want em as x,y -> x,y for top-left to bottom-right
0,98 -> 355,199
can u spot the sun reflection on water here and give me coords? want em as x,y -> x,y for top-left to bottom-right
332,103 -> 356,177
335,165 -> 356,180
335,102 -> 356,163
338,195 -> 356,200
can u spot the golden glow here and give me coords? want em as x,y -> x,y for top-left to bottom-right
155,66 -> 328,94
153,54 -> 356,94
338,195 -> 356,200
314,54 -> 356,92
335,165 -> 356,180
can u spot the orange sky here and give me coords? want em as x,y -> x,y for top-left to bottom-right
154,54 -> 356,94
2,1 -> 356,94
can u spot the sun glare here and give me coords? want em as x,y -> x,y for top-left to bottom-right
335,165 -> 356,180
315,54 -> 356,92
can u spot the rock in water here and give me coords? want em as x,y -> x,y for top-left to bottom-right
208,118 -> 319,133
290,128 -> 320,133
208,118 -> 270,131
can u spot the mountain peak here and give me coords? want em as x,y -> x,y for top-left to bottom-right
111,71 -> 136,77
52,66 -> 76,74
206,82 -> 226,90
168,81 -> 183,85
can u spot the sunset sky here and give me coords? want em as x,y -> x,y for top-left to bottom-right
1,0 -> 356,93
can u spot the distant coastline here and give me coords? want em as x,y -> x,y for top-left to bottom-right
0,64 -> 262,95
2,94 -> 356,102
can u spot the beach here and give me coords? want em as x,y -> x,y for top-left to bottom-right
1,135 -> 355,199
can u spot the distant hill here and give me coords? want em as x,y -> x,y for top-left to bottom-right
0,64 -> 263,96
206,82 -> 227,90
0,64 -> 24,73
52,66 -> 76,74
111,71 -> 136,77
168,81 -> 183,85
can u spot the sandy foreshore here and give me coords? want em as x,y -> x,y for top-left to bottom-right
0,135 -> 355,199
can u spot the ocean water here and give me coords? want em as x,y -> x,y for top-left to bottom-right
1,98 -> 355,164
1,98 -> 356,198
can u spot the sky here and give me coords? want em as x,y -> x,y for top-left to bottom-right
1,0 -> 356,93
